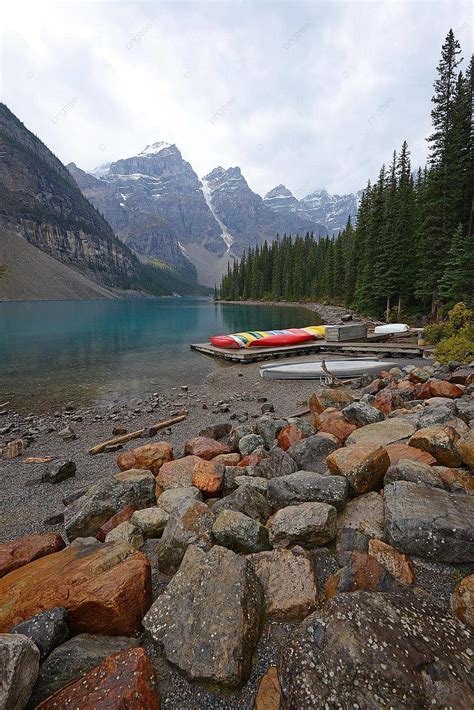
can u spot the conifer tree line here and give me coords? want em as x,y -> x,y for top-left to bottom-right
218,30 -> 473,319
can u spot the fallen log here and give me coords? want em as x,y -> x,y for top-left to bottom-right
0,401 -> 11,409
24,456 -> 55,464
89,412 -> 188,455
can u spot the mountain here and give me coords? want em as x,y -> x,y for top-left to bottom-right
300,189 -> 362,234
0,103 -> 206,300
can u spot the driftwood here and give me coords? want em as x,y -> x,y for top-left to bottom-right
24,456 -> 55,464
286,408 -> 311,418
89,412 -> 188,455
321,360 -> 344,388
0,401 -> 10,409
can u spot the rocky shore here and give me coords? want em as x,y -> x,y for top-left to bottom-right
1,359 -> 473,709
217,299 -> 375,326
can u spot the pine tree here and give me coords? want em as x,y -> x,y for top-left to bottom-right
439,224 -> 474,305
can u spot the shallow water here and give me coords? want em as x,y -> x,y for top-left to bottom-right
0,298 -> 318,407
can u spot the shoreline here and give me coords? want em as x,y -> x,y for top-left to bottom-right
216,299 -> 377,326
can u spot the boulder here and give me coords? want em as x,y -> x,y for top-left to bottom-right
238,433 -> 265,456
325,551 -> 399,598
42,460 -> 76,484
286,417 -> 317,438
255,667 -> 281,710
35,647 -> 159,709
326,444 -> 389,494
408,366 -> 431,383
184,436 -> 231,460
450,367 -> 474,385
384,481 -> 474,563
277,424 -> 304,451
450,574 -> 474,628
28,633 -> 139,707
278,589 -> 473,709
454,399 -> 474,424
336,492 -> 385,559
11,607 -> 68,661
212,485 -> 272,524
155,499 -> 214,574
130,507 -> 169,538
385,442 -> 436,466
0,542 -> 152,635
267,502 -> 337,548
96,504 -> 137,542
308,387 -> 353,415
156,485 -> 201,513
64,472 -> 155,541
234,475 -> 268,493
429,380 -> 464,398
212,452 -> 241,467
408,425 -> 462,466
456,429 -> 474,469
288,434 -> 339,474
198,421 -> 232,440
0,533 -> 65,578
155,456 -> 202,493
341,400 -> 384,426
256,448 -> 298,480
436,465 -> 474,495
373,389 -> 407,415
248,547 -> 317,619
192,459 -> 224,494
143,545 -> 263,687
314,408 -> 357,444
212,510 -> 270,553
368,539 -> 415,584
116,441 -> 173,475
105,521 -> 144,549
346,418 -> 416,447
0,633 -> 39,710
229,424 -> 255,450
384,459 -> 445,489
267,470 -> 348,511
256,416 -> 287,449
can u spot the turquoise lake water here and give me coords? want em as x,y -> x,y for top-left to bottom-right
0,299 -> 317,407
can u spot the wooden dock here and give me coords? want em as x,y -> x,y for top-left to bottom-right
190,339 -> 432,363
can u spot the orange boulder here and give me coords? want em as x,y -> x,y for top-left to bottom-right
429,380 -> 464,399
0,542 -> 151,635
116,442 -> 173,476
96,504 -> 138,542
368,539 -> 415,585
314,408 -> 356,445
192,459 -> 224,495
155,455 -> 202,495
385,443 -> 436,467
277,424 -> 304,451
184,436 -> 232,460
0,533 -> 65,578
36,647 -> 159,709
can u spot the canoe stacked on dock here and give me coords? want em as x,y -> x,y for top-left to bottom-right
209,325 -> 325,349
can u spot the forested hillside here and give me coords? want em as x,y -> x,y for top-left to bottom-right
219,30 -> 473,319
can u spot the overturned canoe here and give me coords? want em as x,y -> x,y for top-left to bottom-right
374,323 -> 410,335
209,325 -> 325,349
259,358 -> 397,380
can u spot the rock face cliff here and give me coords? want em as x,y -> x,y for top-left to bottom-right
300,189 -> 362,235
0,103 -> 141,290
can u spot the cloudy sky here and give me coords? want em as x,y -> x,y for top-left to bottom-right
1,0 -> 472,197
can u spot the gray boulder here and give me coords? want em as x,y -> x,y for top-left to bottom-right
267,470 -> 348,511
143,545 -> 263,687
238,434 -> 265,456
288,434 -> 339,474
234,475 -> 268,494
342,400 -> 384,426
278,588 -> 473,709
42,460 -> 76,484
229,424 -> 255,450
130,507 -> 169,538
268,502 -> 337,548
454,398 -> 474,424
256,447 -> 298,480
0,634 -> 39,710
212,485 -> 271,524
11,607 -> 68,661
28,633 -> 138,707
336,491 -> 385,560
255,416 -> 287,449
212,509 -> 270,553
286,418 -> 316,438
384,481 -> 474,563
156,486 -> 202,513
64,471 -> 156,541
384,459 -> 445,489
156,499 -> 214,574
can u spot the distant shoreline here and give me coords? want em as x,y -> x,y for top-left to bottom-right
215,299 -> 373,325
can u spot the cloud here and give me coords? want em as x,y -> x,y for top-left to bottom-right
1,0 -> 472,197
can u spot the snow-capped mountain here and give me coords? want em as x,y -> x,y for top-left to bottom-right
70,141 -> 361,286
300,189 -> 362,235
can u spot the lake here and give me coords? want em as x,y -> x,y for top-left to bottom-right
0,299 -> 318,408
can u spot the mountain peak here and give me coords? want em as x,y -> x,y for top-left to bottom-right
264,184 -> 294,200
138,141 -> 173,156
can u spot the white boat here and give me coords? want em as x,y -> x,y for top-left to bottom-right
374,323 -> 410,335
259,358 -> 397,381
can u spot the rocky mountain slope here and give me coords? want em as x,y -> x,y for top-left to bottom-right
73,142 -> 360,286
0,104 -> 205,299
300,188 -> 362,234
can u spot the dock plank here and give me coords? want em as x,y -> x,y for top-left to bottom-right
190,339 -> 429,363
